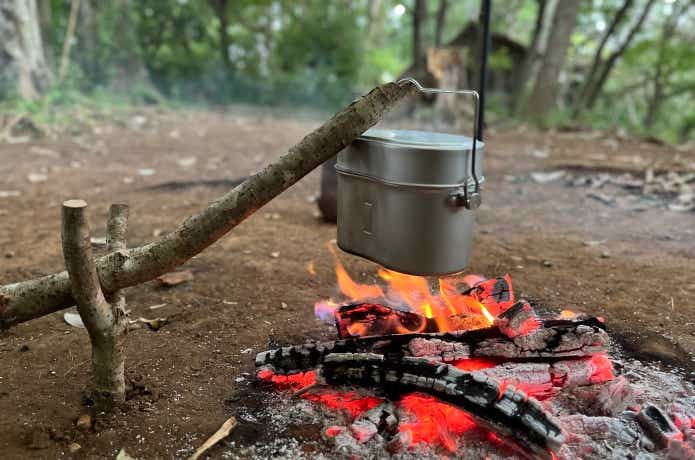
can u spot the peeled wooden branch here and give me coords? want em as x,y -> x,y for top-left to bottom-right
0,81 -> 414,329
61,200 -> 129,406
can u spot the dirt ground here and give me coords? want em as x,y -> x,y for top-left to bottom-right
1,107 -> 693,459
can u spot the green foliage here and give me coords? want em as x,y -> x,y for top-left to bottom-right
1,0 -> 692,143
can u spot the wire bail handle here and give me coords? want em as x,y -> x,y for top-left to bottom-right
397,77 -> 482,210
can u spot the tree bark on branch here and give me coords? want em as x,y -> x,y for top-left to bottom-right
0,81 -> 415,329
62,201 -> 129,406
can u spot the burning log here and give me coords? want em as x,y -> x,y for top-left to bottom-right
255,316 -> 609,374
315,353 -> 564,458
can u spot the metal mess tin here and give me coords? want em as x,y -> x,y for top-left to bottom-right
336,127 -> 485,276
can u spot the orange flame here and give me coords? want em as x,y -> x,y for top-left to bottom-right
316,244 -> 505,334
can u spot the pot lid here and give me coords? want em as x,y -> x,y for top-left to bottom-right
359,128 -> 477,151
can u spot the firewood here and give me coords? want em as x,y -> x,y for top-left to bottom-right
255,317 -> 609,374
316,353 -> 564,458
0,81 -> 415,329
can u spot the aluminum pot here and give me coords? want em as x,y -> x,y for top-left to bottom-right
336,128 -> 484,276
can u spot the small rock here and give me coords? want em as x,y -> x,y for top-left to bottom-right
68,442 -> 81,453
270,252 -> 280,258
75,414 -> 92,431
543,260 -> 553,267
234,376 -> 246,383
240,348 -> 253,354
5,251 -> 14,258
152,228 -> 163,237
280,302 -> 288,310
600,251 -> 611,259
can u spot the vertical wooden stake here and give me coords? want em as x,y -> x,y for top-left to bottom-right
62,200 -> 129,407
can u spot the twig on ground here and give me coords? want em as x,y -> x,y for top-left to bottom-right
188,416 -> 238,460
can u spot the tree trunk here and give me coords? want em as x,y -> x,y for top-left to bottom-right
573,0 -> 633,114
37,0 -> 52,62
412,0 -> 427,73
584,0 -> 656,110
0,0 -> 52,100
210,0 -> 232,73
524,0 -> 581,121
512,0 -> 547,113
0,81 -> 414,329
75,0 -> 100,85
434,0 -> 448,47
643,1 -> 685,129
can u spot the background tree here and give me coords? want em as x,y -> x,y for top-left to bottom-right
0,0 -> 52,100
524,0 -> 581,120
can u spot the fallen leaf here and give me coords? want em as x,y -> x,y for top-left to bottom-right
587,192 -> 615,206
0,190 -> 21,198
116,448 -> 139,460
177,157 -> 197,167
137,317 -> 169,331
582,240 -> 606,247
27,173 -> 47,183
157,270 -> 194,287
64,312 -> 85,328
530,170 -> 566,184
668,202 -> 695,212
137,168 -> 156,176
76,414 -> 92,431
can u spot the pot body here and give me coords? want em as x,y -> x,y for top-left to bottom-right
336,129 -> 484,276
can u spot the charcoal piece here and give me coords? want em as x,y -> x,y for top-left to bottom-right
481,362 -> 555,397
255,317 -> 609,375
408,337 -> 471,361
559,414 -> 641,446
495,300 -> 540,338
597,376 -> 637,416
316,353 -> 564,458
335,303 -> 428,338
637,404 -> 682,449
461,274 -> 515,316
350,420 -> 378,443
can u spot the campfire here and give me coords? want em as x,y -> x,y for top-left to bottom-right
254,248 -> 695,459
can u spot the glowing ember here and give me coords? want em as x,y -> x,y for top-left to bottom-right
398,393 -> 479,452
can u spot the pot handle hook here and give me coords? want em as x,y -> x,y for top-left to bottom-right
397,77 -> 481,210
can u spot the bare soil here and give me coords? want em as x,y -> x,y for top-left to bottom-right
0,107 -> 693,459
